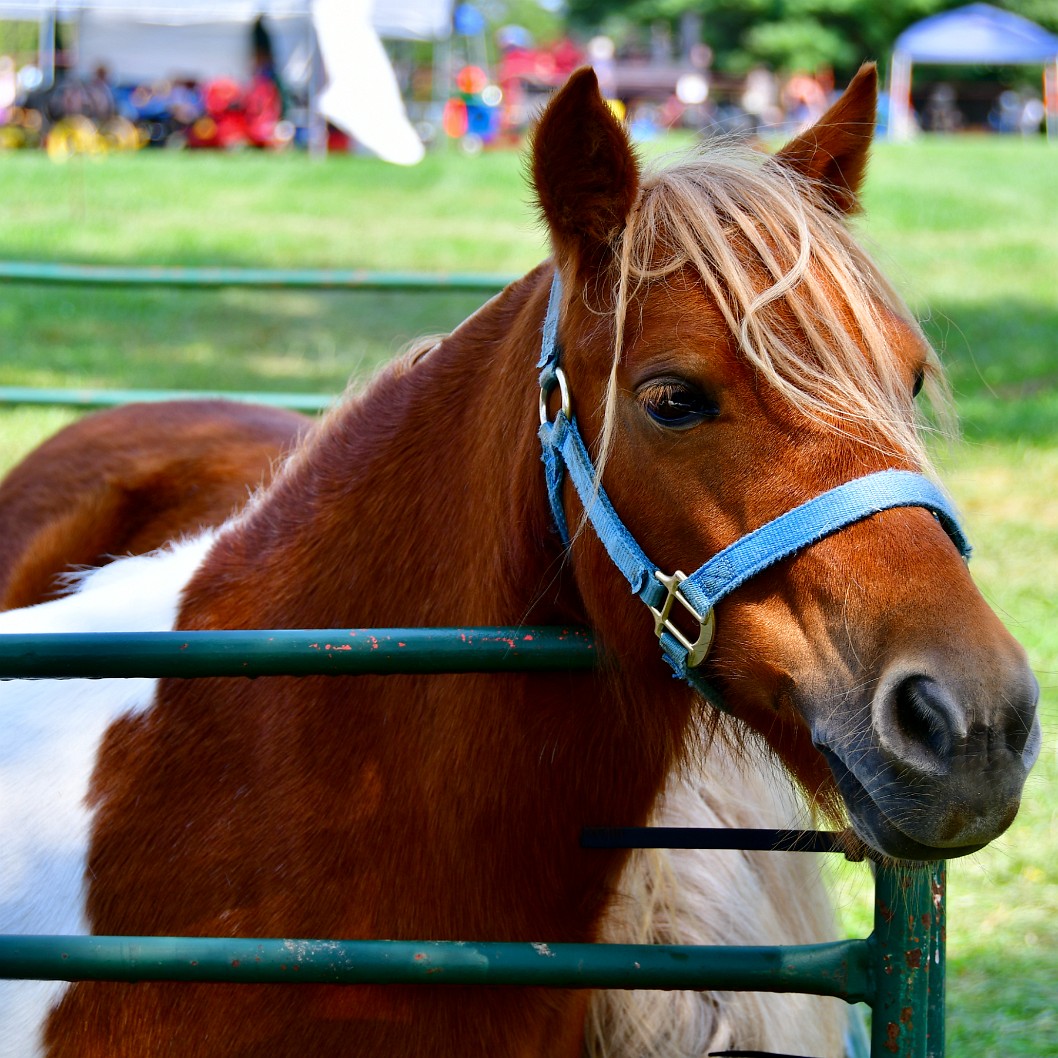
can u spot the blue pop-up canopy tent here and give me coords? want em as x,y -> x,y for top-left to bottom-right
889,2 -> 1058,138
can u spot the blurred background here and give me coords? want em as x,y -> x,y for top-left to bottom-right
0,0 -> 1055,161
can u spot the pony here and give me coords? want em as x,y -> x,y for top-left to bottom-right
0,399 -> 309,611
0,64 -> 1040,1058
0,408 -> 846,1058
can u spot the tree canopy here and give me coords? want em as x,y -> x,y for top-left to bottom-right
564,0 -> 1058,76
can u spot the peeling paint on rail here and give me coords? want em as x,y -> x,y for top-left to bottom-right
0,627 -> 598,679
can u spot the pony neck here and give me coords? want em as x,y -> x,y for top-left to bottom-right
183,265 -> 580,633
173,266 -> 696,944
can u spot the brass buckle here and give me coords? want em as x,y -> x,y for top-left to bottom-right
539,366 -> 572,425
649,570 -> 715,668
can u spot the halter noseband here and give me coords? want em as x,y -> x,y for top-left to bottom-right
536,272 -> 970,704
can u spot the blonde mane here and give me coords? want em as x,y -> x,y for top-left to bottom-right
597,145 -> 950,481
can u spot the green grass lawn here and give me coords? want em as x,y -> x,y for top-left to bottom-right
0,136 -> 1055,1055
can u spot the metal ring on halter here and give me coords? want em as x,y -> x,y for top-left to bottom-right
539,367 -> 572,426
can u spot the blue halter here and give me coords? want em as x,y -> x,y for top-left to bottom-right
536,272 -> 970,704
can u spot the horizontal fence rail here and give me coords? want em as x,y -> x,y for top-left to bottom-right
0,385 -> 335,412
0,627 -> 596,679
0,261 -> 516,292
0,935 -> 872,1000
0,263 -> 515,411
0,625 -> 944,1056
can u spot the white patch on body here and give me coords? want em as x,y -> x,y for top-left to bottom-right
0,534 -> 214,1058
588,752 -> 852,1058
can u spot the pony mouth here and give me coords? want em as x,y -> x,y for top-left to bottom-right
816,745 -> 988,862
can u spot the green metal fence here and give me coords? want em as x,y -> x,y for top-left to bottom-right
0,266 -> 943,1055
0,385 -> 335,412
0,628 -> 944,1058
0,262 -> 516,413
0,260 -> 517,293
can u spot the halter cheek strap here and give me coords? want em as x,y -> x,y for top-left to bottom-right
536,272 -> 971,702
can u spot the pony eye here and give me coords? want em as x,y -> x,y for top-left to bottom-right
639,378 -> 720,429
912,369 -> 925,399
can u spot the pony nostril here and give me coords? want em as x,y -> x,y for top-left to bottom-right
890,674 -> 961,765
882,669 -> 1040,773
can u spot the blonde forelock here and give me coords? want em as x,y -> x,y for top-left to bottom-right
593,143 -> 950,480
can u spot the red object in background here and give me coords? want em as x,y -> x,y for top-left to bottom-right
186,75 -> 282,149
243,74 -> 282,147
327,125 -> 352,152
497,37 -> 585,135
443,97 -> 468,138
455,65 -> 488,95
550,38 -> 582,79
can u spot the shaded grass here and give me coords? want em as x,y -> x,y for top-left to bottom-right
0,285 -> 486,395
860,137 -> 1058,451
1,138 -> 1056,1054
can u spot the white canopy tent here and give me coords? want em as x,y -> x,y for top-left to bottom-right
0,0 -> 456,162
889,3 -> 1058,140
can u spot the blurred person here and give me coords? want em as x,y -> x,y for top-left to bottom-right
0,55 -> 16,122
783,72 -> 827,130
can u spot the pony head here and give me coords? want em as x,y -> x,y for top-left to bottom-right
531,65 -> 1040,860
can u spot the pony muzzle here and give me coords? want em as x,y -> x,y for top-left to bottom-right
814,663 -> 1041,860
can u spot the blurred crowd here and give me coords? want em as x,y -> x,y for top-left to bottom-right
0,59 -> 292,157
0,20 -> 1046,160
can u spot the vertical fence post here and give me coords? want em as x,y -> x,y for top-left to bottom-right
870,861 -> 945,1058
925,863 -> 946,1058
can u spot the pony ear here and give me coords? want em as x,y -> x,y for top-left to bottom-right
531,67 -> 640,273
773,62 -> 877,215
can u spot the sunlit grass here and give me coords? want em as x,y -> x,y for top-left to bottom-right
0,149 -> 547,272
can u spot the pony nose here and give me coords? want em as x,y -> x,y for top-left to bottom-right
879,670 -> 1040,775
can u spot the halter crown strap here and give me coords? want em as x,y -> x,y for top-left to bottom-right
536,271 -> 970,698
